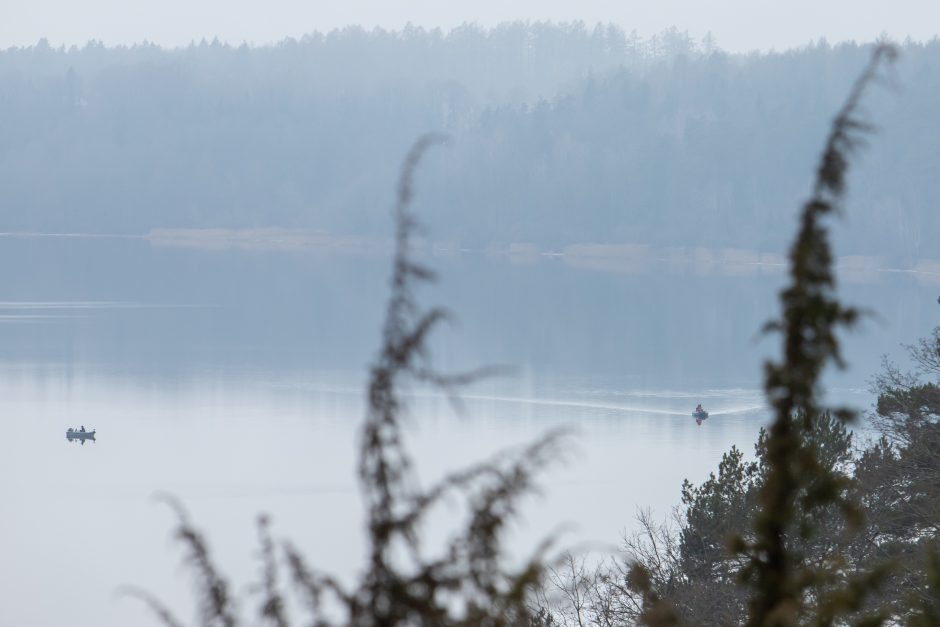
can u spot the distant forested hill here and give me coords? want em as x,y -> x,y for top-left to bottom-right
0,26 -> 937,260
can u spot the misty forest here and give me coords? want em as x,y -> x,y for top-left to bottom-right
3,21 -> 940,627
4,27 -> 940,257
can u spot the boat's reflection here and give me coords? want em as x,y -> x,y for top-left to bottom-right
65,427 -> 96,445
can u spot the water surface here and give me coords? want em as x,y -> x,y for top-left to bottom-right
0,236 -> 935,627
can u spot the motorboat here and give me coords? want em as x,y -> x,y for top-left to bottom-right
66,427 -> 96,444
693,409 -> 709,425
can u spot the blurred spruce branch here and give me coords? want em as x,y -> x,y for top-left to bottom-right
627,43 -> 899,627
128,135 -> 566,627
741,43 -> 896,627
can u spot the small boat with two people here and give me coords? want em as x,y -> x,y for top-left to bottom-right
66,426 -> 96,444
693,404 -> 709,425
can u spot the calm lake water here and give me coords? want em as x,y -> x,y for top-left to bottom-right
1,235 -> 937,627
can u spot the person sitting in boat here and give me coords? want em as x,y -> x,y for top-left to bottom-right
80,425 -> 85,432
695,404 -> 704,413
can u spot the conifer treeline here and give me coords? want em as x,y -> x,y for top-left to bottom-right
2,33 -> 938,260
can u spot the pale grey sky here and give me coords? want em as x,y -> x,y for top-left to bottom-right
1,0 -> 937,52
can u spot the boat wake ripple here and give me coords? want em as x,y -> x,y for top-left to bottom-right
460,394 -> 765,417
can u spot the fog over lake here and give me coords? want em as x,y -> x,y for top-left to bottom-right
0,234 -> 936,627
4,24 -> 940,625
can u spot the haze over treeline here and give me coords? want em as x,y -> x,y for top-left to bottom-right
1,24 -> 938,260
